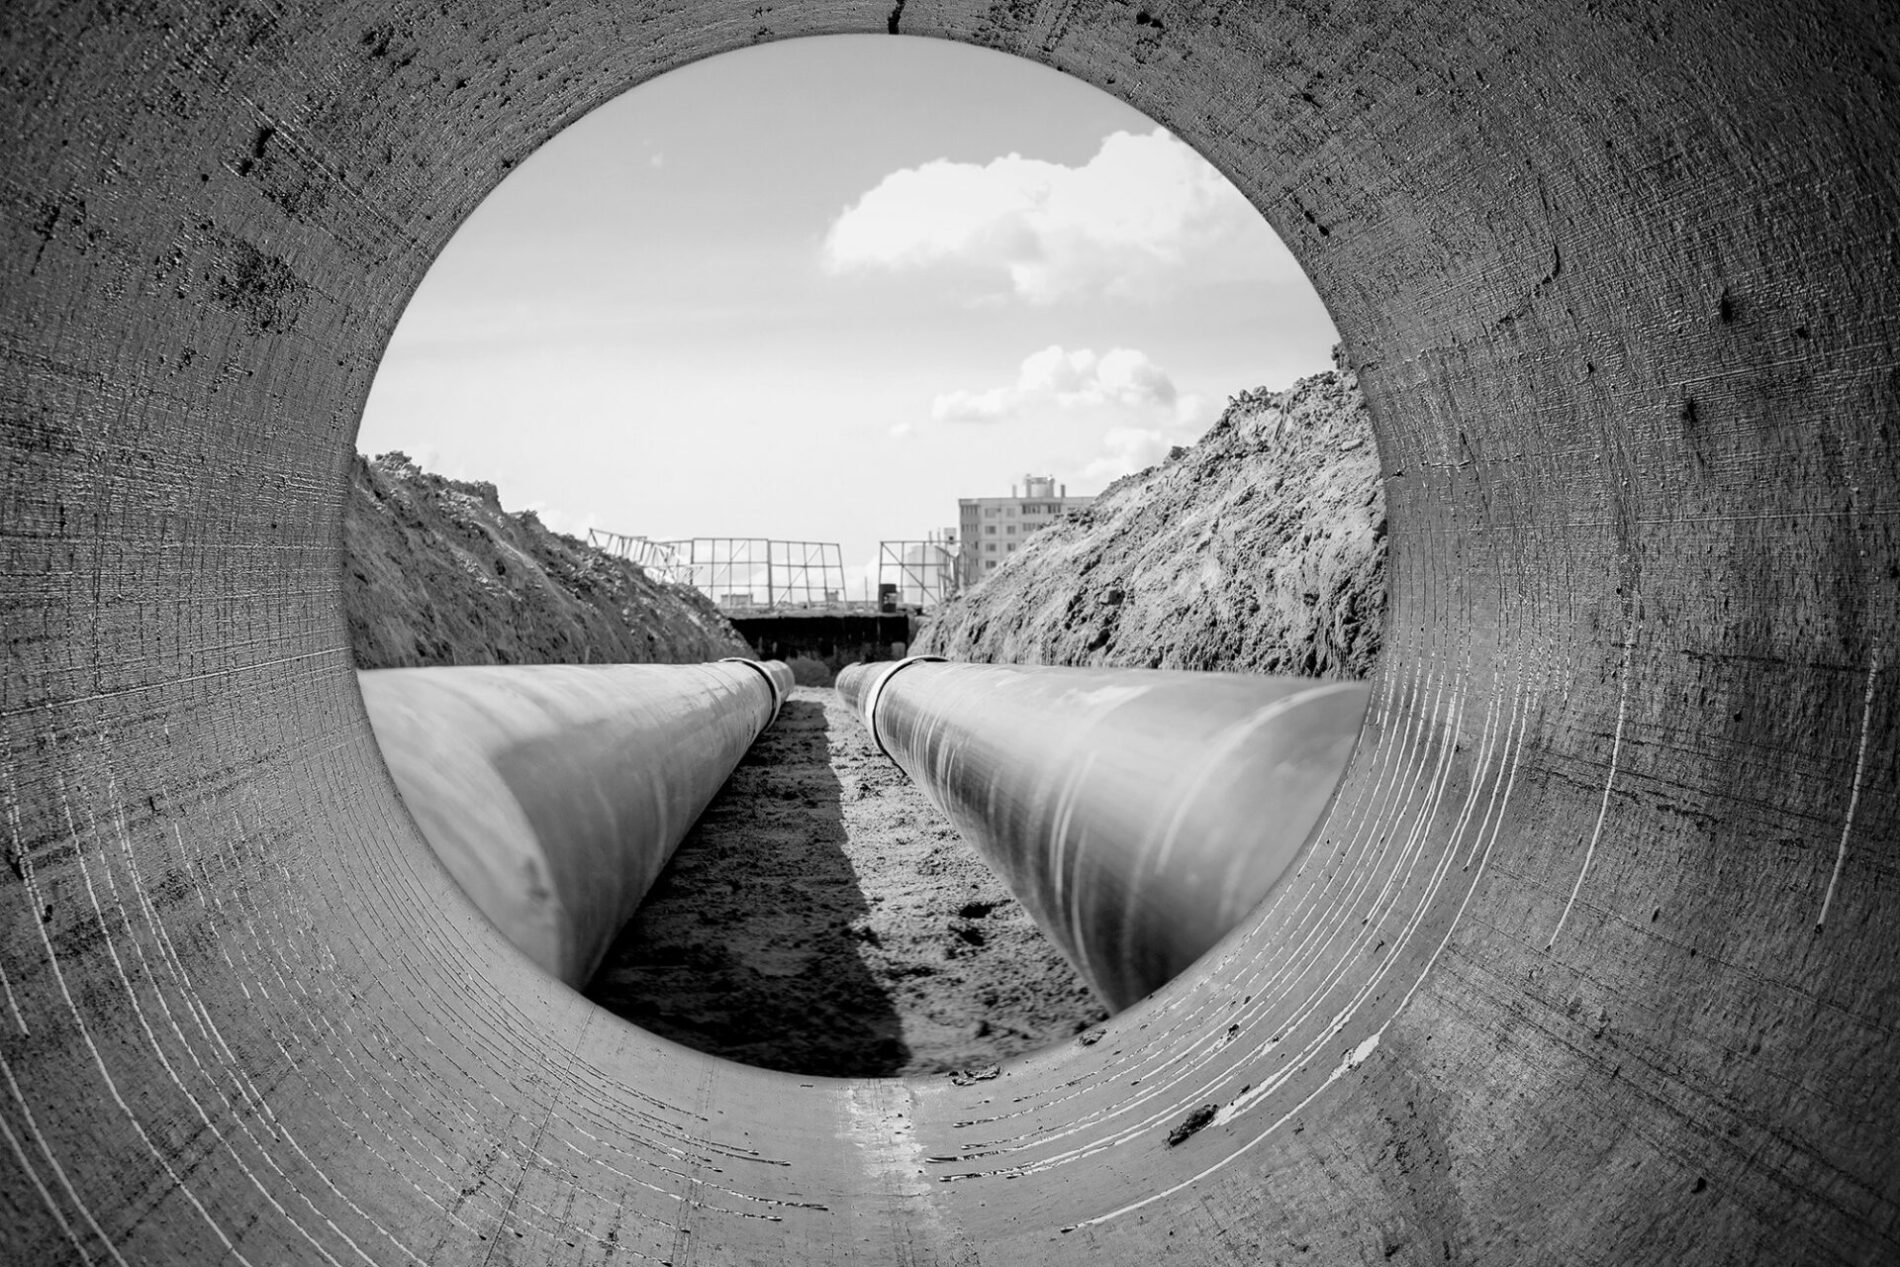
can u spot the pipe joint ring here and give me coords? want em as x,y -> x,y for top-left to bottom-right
862,655 -> 947,760
719,656 -> 785,723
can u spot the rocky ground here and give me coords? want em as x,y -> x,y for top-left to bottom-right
586,686 -> 1107,1077
345,451 -> 748,668
917,364 -> 1386,679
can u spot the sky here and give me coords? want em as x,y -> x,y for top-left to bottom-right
355,34 -> 1338,599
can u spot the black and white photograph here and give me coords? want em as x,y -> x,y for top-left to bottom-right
2,3 -> 1895,1264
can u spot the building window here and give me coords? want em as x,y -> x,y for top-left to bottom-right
1006,524 -> 1017,535
1007,543 -> 1017,551
984,525 -> 996,535
985,560 -> 996,569
985,543 -> 996,553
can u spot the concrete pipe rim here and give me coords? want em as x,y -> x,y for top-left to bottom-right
5,4 -> 1895,1263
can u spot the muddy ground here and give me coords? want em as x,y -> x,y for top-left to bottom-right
585,686 -> 1108,1077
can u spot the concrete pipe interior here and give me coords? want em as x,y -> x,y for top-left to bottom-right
3,3 -> 1895,1264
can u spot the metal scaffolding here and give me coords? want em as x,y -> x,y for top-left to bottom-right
586,530 -> 693,586
593,527 -> 965,611
640,538 -> 850,609
878,530 -> 960,608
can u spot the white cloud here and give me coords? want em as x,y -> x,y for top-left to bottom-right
1080,425 -> 1180,484
1078,395 -> 1216,484
929,345 -> 1213,486
822,128 -> 1275,303
931,345 -> 1188,424
931,383 -> 1019,424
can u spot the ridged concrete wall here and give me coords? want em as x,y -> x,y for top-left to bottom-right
2,2 -> 1894,1263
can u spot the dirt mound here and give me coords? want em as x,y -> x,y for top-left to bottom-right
344,451 -> 749,668
917,364 -> 1386,678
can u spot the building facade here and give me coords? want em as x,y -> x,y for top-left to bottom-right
956,474 -> 1095,588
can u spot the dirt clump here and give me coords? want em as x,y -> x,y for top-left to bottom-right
345,451 -> 748,668
586,686 -> 1108,1077
917,364 -> 1386,679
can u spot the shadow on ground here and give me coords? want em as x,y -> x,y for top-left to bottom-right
585,697 -> 911,1076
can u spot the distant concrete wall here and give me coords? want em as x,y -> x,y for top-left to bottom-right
730,612 -> 915,676
1,3 -> 1894,1265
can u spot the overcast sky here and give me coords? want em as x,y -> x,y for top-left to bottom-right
356,34 -> 1337,596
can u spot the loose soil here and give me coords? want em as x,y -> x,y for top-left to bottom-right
346,451 -> 748,669
585,686 -> 1108,1078
917,364 -> 1386,679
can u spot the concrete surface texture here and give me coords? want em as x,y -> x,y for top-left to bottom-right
1,2 -> 1895,1264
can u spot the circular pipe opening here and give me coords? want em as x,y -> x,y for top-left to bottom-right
4,5 -> 1893,1264
346,33 -> 1375,1080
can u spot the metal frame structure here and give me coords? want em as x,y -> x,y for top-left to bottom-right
656,538 -> 850,610
586,529 -> 693,586
877,530 -> 959,608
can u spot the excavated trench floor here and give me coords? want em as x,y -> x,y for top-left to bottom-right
584,685 -> 1108,1077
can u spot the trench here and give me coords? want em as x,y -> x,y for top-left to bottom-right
583,686 -> 1107,1078
2,4 -> 1896,1266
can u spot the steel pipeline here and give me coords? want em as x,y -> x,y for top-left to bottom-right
358,658 -> 793,985
837,659 -> 1371,1010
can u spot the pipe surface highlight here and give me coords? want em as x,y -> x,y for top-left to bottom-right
4,2 -> 1897,1264
358,660 -> 790,985
839,661 -> 1370,1009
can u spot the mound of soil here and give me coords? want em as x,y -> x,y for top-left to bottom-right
917,365 -> 1386,679
345,451 -> 748,669
586,687 -> 1108,1077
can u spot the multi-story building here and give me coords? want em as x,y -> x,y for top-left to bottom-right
956,474 -> 1095,587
